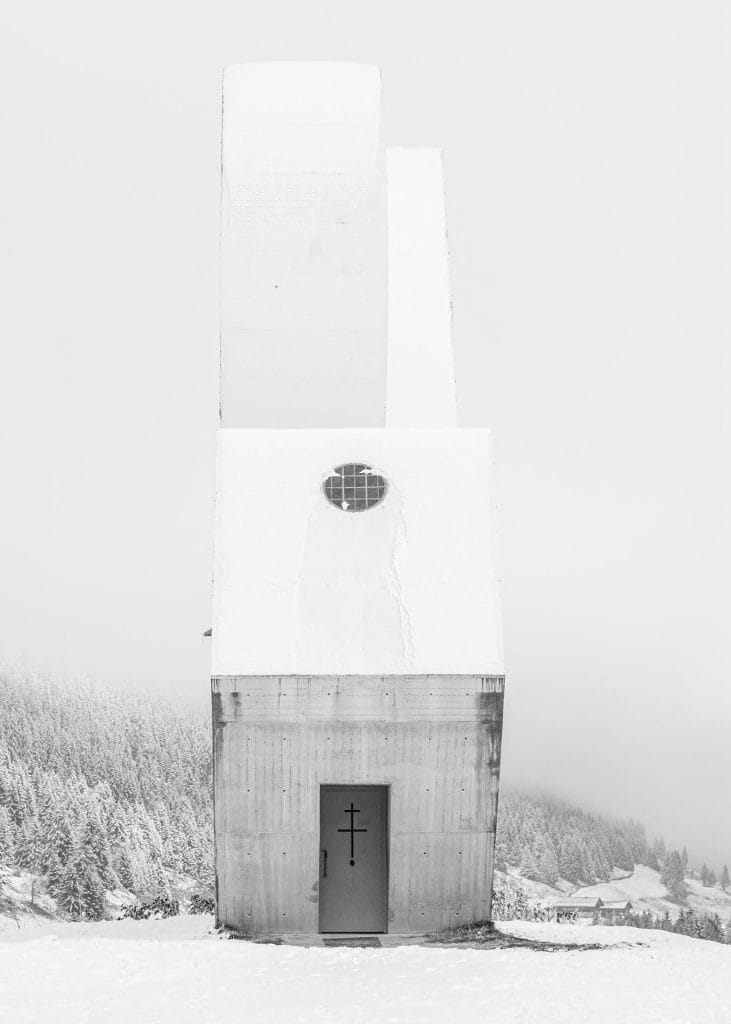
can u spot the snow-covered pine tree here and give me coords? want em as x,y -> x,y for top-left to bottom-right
80,811 -> 117,888
80,866 -> 106,921
194,839 -> 214,891
55,856 -> 85,919
611,834 -> 634,872
115,845 -> 136,891
579,841 -> 596,882
518,845 -> 537,880
493,832 -> 509,872
0,807 -> 13,900
40,812 -> 75,875
537,840 -> 560,885
678,907 -> 701,937
661,850 -> 687,901
559,835 -> 584,883
514,844 -> 532,880
508,829 -> 523,867
627,820 -> 649,866
721,865 -> 730,893
16,817 -> 43,874
54,840 -> 106,920
700,913 -> 724,942
646,847 -> 660,871
1,765 -> 37,829
589,844 -> 602,879
148,859 -> 170,899
0,807 -> 17,866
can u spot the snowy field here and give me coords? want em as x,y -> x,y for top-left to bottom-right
1,915 -> 730,1023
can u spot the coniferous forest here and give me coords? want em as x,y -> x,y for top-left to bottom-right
0,669 -> 727,923
0,669 -> 213,919
495,789 -> 655,885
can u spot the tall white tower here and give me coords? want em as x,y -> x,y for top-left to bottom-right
212,63 -> 504,935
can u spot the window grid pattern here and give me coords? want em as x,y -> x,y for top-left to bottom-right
323,463 -> 387,512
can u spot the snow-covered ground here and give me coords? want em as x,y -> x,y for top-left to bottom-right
1,914 -> 730,1023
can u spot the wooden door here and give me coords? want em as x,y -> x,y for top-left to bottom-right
319,785 -> 388,933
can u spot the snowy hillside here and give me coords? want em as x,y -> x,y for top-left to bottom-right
573,864 -> 731,920
0,867 -> 139,924
1,914 -> 730,1024
494,863 -> 731,927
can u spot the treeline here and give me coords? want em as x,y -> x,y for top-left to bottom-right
0,669 -> 213,920
497,791 -> 729,900
495,790 -> 655,886
622,907 -> 731,945
644,840 -> 728,901
495,789 -> 731,898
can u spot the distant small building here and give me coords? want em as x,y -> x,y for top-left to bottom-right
554,897 -> 604,924
599,900 -> 632,925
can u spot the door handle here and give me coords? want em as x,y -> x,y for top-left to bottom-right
321,848 -> 327,878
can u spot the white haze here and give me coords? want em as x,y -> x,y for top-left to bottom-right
0,2 -> 729,869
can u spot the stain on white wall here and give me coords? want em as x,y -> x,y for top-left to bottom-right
211,428 -> 503,676
214,62 -> 503,680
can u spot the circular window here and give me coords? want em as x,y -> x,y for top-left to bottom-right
322,463 -> 387,512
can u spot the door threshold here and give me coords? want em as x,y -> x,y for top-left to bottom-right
322,935 -> 382,948
320,931 -> 385,936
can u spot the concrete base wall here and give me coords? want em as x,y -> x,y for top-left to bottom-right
212,674 -> 504,935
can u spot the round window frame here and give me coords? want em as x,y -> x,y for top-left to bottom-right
322,463 -> 388,512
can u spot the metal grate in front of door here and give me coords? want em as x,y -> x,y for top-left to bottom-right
322,936 -> 382,948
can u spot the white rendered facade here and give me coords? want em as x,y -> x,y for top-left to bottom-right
212,63 -> 505,936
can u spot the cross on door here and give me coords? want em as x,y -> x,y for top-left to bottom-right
337,802 -> 368,865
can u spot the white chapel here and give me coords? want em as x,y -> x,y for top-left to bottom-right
211,62 -> 505,935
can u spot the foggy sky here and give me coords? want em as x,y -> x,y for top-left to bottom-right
1,2 -> 729,869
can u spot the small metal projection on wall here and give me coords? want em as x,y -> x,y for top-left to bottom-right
322,463 -> 388,512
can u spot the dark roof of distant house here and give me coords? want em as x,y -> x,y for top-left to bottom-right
554,897 -> 604,909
